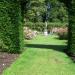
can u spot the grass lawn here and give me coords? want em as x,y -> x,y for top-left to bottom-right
2,35 -> 75,75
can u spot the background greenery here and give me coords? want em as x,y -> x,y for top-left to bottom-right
24,22 -> 68,32
24,0 -> 68,23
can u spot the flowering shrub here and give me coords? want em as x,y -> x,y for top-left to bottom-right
24,27 -> 39,40
57,27 -> 68,40
51,27 -> 68,40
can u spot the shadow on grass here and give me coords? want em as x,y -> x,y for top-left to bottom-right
26,44 -> 67,52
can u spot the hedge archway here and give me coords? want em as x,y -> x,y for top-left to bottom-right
0,0 -> 75,55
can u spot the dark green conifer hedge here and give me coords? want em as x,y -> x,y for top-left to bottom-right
0,0 -> 23,53
68,0 -> 75,55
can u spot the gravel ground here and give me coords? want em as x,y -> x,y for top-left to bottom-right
0,52 -> 19,75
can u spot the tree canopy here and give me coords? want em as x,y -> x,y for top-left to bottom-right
24,0 -> 68,23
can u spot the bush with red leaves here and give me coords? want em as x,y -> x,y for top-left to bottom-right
57,27 -> 68,40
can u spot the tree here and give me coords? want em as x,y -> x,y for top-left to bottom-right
24,0 -> 46,22
45,0 -> 68,22
24,0 -> 68,23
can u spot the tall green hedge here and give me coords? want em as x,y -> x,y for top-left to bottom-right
59,0 -> 75,55
68,0 -> 75,55
0,0 -> 23,53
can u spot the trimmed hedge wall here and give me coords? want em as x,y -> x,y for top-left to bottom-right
0,0 -> 23,53
68,0 -> 75,55
24,22 -> 68,32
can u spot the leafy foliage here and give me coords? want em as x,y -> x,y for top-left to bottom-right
24,22 -> 68,32
24,0 -> 68,23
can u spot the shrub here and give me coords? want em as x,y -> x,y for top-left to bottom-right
51,27 -> 68,40
57,27 -> 68,40
24,27 -> 39,40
